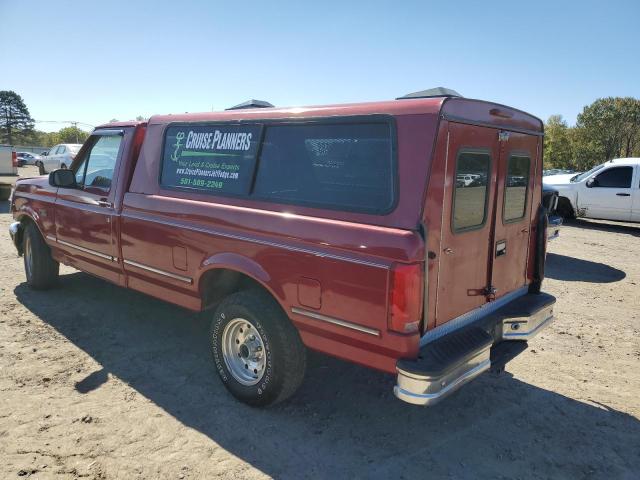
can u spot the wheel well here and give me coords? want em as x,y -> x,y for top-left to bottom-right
199,268 -> 273,311
14,215 -> 36,253
556,196 -> 575,217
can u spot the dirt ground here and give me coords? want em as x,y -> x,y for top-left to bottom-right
1,167 -> 639,479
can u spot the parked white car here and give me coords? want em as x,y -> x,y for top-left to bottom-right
0,144 -> 17,201
456,173 -> 480,186
40,143 -> 82,173
544,157 -> 640,222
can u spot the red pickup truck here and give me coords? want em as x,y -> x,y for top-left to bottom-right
9,89 -> 556,407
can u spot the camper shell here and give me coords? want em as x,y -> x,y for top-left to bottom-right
9,91 -> 555,406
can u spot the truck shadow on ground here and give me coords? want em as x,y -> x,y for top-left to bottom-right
565,218 -> 640,237
14,273 -> 640,479
545,253 -> 626,283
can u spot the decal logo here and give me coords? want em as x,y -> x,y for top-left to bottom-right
171,131 -> 185,162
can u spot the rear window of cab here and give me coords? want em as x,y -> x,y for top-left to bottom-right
159,118 -> 396,214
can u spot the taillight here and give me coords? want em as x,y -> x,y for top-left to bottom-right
388,263 -> 424,334
12,151 -> 17,168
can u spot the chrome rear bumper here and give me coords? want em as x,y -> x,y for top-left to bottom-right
500,301 -> 554,340
394,292 -> 555,406
395,344 -> 490,406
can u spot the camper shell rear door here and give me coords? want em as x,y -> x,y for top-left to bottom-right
426,99 -> 543,329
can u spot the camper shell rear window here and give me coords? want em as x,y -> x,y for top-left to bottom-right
159,117 -> 396,214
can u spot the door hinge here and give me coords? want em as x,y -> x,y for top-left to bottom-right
498,131 -> 510,142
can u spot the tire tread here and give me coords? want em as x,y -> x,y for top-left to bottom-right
24,222 -> 59,289
211,290 -> 306,406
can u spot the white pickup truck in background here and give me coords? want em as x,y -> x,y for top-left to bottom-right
544,158 -> 640,223
0,144 -> 18,201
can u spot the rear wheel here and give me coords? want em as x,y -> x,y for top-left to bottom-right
23,222 -> 59,289
210,290 -> 306,406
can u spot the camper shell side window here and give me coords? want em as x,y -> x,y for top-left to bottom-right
158,116 -> 397,215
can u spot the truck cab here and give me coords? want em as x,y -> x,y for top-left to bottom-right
9,89 -> 556,407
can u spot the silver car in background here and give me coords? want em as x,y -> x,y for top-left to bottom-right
39,143 -> 82,173
17,151 -> 42,166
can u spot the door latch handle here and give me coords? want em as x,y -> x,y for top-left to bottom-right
97,200 -> 113,208
444,247 -> 454,255
616,193 -> 630,197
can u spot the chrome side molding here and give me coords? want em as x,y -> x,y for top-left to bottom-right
123,259 -> 192,284
291,307 -> 380,337
52,237 -> 118,262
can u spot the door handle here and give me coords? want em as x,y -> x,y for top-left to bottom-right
98,200 -> 113,208
616,193 -> 630,197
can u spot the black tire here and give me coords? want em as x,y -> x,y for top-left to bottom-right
210,290 -> 306,407
61,163 -> 67,169
23,222 -> 59,289
556,197 -> 575,219
38,163 -> 46,175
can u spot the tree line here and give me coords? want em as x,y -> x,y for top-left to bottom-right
544,97 -> 640,171
0,90 -> 145,148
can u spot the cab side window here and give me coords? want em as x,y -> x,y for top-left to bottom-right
73,135 -> 123,191
453,151 -> 491,232
592,167 -> 632,188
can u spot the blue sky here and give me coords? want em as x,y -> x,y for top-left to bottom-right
1,0 -> 638,133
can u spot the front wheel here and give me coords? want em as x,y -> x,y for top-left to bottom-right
210,290 -> 306,406
23,222 -> 59,289
38,162 -> 46,175
60,163 -> 67,169
556,197 -> 575,219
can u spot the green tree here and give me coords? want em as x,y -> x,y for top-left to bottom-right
0,90 -> 35,145
575,97 -> 640,163
56,126 -> 89,144
544,115 -> 573,169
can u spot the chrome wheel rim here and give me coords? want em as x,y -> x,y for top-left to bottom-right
25,236 -> 33,279
221,318 -> 266,386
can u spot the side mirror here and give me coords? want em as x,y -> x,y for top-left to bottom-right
586,178 -> 596,188
49,169 -> 77,188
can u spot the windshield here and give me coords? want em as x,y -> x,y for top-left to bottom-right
68,144 -> 82,154
571,163 -> 605,182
